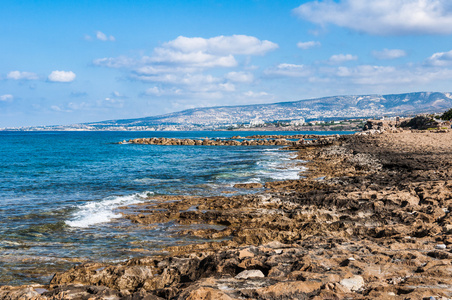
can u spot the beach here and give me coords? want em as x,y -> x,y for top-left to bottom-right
1,128 -> 452,299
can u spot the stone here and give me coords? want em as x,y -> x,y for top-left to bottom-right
256,281 -> 322,297
184,287 -> 235,300
340,275 -> 364,292
238,249 -> 254,259
235,269 -> 265,279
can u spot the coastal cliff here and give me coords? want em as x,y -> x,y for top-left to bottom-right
1,128 -> 452,299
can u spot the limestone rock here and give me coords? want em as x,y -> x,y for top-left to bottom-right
340,275 -> 364,292
234,269 -> 265,279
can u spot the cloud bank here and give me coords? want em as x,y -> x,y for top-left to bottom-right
294,0 -> 452,35
94,35 -> 278,102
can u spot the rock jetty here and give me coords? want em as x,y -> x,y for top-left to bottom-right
2,129 -> 452,299
123,135 -> 339,147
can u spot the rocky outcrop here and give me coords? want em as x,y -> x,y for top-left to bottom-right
400,115 -> 439,130
123,135 -> 342,147
3,130 -> 452,299
125,137 -> 303,146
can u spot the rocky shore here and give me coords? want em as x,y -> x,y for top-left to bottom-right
2,129 -> 452,299
123,134 -> 339,147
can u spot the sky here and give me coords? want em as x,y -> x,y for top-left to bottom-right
2,0 -> 452,127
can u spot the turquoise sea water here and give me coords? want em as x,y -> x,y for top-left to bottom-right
0,130 -> 351,285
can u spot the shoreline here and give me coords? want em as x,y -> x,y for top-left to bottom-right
2,129 -> 452,299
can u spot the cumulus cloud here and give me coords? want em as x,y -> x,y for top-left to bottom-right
48,70 -> 76,82
264,63 -> 311,77
94,35 -> 278,102
293,0 -> 452,35
164,35 -> 278,55
297,41 -> 321,50
0,94 -> 13,101
372,49 -> 407,60
425,50 -> 452,66
328,54 -> 358,64
7,71 -> 38,80
95,35 -> 277,71
150,48 -> 237,68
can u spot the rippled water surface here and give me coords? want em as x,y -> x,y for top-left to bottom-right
0,130 -> 351,285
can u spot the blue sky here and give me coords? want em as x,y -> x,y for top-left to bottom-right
2,0 -> 452,127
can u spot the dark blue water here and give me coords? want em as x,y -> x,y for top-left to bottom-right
0,130 -> 351,285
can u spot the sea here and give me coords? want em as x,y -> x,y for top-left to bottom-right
0,130 -> 351,286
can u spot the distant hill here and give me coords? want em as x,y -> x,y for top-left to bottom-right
85,92 -> 452,129
7,92 -> 452,131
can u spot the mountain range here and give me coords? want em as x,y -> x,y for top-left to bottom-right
8,92 -> 452,130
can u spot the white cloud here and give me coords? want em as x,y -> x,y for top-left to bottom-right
94,35 -> 278,103
7,71 -> 39,80
95,35 -> 277,71
164,35 -> 278,55
425,50 -> 452,66
372,49 -> 407,60
0,94 -> 13,101
48,70 -> 76,82
225,71 -> 254,83
328,54 -> 358,64
96,31 -> 115,41
150,47 -> 237,68
293,0 -> 452,35
264,63 -> 311,77
297,41 -> 321,50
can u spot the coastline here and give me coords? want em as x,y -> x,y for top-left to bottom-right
2,129 -> 452,299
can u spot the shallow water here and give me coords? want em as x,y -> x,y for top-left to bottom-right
0,130 -> 351,285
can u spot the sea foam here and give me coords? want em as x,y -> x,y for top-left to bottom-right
65,191 -> 154,228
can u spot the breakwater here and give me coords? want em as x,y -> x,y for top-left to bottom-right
124,134 -> 340,147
